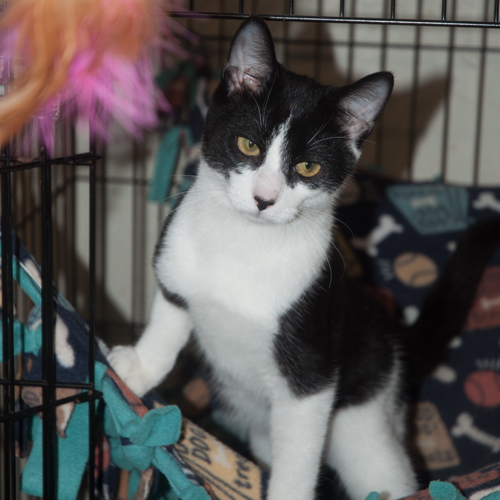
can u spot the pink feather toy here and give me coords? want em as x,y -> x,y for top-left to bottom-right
0,0 -> 189,152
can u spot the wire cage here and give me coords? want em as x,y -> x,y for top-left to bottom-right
1,0 -> 500,498
0,136 -> 101,500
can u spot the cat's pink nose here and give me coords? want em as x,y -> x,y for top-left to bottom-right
254,196 -> 275,211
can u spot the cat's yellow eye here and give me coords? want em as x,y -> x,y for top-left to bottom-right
295,161 -> 322,178
237,136 -> 260,157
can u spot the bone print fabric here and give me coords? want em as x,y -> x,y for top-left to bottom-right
336,173 -> 500,481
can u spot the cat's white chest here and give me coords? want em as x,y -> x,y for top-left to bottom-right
157,203 -> 284,387
189,299 -> 279,391
159,190 -> 328,320
154,178 -> 332,390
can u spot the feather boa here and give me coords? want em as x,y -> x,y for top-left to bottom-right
0,0 -> 189,151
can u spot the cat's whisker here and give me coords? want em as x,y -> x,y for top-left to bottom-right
307,146 -> 333,154
246,88 -> 264,131
302,207 -> 337,221
263,72 -> 277,128
301,210 -> 346,284
331,239 -> 346,282
333,216 -> 355,241
307,140 -> 349,154
309,136 -> 345,146
189,200 -> 227,227
305,208 -> 355,242
157,194 -> 224,227
307,117 -> 331,145
262,221 -> 284,260
157,191 -> 189,205
264,103 -> 278,130
299,220 -> 334,288
149,173 -> 197,189
157,173 -> 199,180
314,136 -> 345,142
157,186 -> 225,207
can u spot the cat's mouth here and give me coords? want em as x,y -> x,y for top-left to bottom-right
246,211 -> 276,224
236,204 -> 300,225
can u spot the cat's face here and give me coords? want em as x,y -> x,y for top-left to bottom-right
201,18 -> 393,225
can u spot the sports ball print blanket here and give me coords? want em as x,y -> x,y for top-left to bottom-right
334,173 -> 500,483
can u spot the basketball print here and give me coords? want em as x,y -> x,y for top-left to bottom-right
464,370 -> 500,408
393,252 -> 438,288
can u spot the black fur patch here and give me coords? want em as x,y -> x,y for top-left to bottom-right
274,241 -> 397,404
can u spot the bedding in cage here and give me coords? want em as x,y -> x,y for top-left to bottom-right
2,168 -> 500,500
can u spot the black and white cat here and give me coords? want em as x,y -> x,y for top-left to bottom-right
108,18 -> 500,500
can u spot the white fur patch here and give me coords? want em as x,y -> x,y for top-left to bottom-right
108,290 -> 192,396
55,316 -> 75,368
326,365 -> 417,500
267,386 -> 336,499
22,260 -> 42,289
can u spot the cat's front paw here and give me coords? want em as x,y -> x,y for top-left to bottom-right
107,345 -> 153,397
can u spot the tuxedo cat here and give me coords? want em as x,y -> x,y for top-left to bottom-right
108,17 -> 500,500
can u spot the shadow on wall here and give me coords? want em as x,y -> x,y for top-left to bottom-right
283,22 -> 449,180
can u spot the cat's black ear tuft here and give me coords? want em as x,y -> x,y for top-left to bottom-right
223,17 -> 277,95
336,72 -> 394,153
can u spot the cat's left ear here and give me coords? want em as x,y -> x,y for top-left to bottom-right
223,17 -> 277,95
336,72 -> 394,155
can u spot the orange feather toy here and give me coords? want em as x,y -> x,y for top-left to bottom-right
0,0 -> 187,150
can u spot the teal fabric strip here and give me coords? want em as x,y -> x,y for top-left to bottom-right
95,362 -> 210,500
0,241 -> 44,360
21,362 -> 209,499
430,481 -> 467,500
149,126 -> 182,203
128,469 -> 141,500
0,239 -> 44,308
0,319 -> 42,362
153,449 -> 209,500
21,402 -> 91,500
430,481 -> 500,500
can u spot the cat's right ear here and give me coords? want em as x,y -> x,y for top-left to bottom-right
223,17 -> 277,96
335,72 -> 394,157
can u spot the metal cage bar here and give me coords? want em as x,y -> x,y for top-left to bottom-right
175,12 -> 500,29
1,147 -> 17,500
472,0 -> 490,185
40,151 -> 57,499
